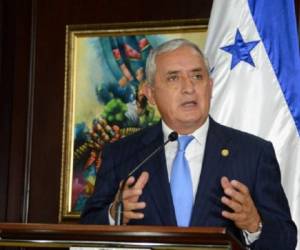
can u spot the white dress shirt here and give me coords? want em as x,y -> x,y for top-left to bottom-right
162,118 -> 209,198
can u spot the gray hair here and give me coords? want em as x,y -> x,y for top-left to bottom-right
145,38 -> 210,85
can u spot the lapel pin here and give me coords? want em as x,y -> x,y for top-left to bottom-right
221,148 -> 230,157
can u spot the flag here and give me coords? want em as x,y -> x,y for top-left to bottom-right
204,0 -> 300,247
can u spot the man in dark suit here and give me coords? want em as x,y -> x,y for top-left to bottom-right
81,39 -> 297,249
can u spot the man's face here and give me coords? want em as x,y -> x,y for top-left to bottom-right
146,46 -> 213,134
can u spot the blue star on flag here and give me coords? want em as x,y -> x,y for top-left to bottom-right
221,29 -> 260,69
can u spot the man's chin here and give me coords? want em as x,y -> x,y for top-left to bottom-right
175,117 -> 205,131
179,113 -> 204,124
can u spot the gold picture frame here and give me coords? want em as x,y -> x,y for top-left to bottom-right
60,19 -> 208,221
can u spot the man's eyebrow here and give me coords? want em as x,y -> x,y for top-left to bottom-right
166,68 -> 204,75
166,70 -> 180,75
190,68 -> 203,72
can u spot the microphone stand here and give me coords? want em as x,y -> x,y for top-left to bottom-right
114,132 -> 178,225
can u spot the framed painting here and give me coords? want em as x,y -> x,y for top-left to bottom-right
60,19 -> 208,221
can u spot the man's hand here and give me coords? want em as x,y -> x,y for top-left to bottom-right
220,176 -> 261,232
110,171 -> 149,224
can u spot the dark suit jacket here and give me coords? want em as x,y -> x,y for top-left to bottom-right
81,118 -> 297,249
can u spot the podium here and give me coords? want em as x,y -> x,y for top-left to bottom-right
0,223 -> 245,250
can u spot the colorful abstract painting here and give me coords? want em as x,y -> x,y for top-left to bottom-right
61,21 -> 207,220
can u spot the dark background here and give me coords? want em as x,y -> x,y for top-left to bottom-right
0,0 -> 299,224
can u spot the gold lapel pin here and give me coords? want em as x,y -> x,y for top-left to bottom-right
221,148 -> 230,157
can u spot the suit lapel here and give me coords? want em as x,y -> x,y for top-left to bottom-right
190,118 -> 231,226
138,122 -> 177,226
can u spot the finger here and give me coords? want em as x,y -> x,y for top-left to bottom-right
121,172 -> 149,203
220,176 -> 232,190
122,188 -> 142,200
221,196 -> 243,213
118,176 -> 135,192
231,180 -> 250,196
133,171 -> 149,189
221,210 -> 246,222
223,187 -> 246,205
124,201 -> 146,211
123,210 -> 144,220
125,176 -> 136,187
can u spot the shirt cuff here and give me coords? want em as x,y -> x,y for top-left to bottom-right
242,222 -> 263,245
108,203 -> 115,225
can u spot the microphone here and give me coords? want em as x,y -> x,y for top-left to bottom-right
114,131 -> 178,225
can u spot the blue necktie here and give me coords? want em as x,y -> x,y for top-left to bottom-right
170,135 -> 194,227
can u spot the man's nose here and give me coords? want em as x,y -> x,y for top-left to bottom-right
181,76 -> 195,93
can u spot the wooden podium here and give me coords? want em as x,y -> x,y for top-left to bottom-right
0,223 -> 245,250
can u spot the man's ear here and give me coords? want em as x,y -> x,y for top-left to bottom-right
144,83 -> 156,105
209,78 -> 213,99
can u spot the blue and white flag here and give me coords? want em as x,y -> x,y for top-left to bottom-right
204,0 -> 300,247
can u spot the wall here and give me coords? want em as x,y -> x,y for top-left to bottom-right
0,0 -> 32,222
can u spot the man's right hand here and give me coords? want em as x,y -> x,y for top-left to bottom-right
110,171 -> 149,224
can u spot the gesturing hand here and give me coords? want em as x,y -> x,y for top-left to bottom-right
110,171 -> 149,224
220,176 -> 261,232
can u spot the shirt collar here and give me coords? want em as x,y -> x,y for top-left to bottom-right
162,118 -> 210,145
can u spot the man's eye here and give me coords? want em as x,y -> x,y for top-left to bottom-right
192,74 -> 203,80
167,75 -> 179,81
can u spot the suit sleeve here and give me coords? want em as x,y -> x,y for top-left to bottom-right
80,144 -> 119,224
250,142 -> 297,250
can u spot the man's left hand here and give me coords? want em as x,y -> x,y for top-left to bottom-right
220,176 -> 261,232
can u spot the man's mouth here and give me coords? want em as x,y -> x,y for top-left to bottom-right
181,101 -> 198,108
